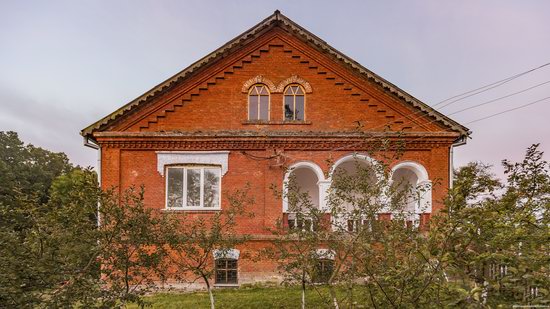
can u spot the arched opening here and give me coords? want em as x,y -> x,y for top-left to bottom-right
390,161 -> 432,227
283,162 -> 325,212
329,154 -> 382,232
289,167 -> 320,210
391,167 -> 419,213
283,162 -> 326,231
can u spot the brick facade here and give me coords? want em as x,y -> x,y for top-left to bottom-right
83,11 -> 468,288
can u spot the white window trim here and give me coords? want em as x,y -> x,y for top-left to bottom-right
157,151 -> 229,176
213,249 -> 240,260
165,165 -> 222,211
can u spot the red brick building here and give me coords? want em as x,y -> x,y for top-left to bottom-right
82,11 -> 469,286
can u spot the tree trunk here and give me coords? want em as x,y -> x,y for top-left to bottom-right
328,284 -> 339,309
203,274 -> 215,309
481,280 -> 488,305
301,271 -> 306,309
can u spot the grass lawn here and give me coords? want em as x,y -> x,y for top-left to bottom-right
129,285 -> 357,308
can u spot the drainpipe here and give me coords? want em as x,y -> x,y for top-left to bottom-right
449,135 -> 468,189
83,136 -> 101,227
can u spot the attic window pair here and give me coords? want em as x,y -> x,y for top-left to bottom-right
248,84 -> 305,122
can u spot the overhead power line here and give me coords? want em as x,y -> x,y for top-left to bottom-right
321,61 -> 550,153
359,61 -> 550,135
447,80 -> 550,116
433,61 -> 550,110
465,96 -> 550,125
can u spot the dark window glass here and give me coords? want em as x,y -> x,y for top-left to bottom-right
215,259 -> 238,284
186,169 -> 201,207
203,168 -> 220,208
313,259 -> 334,283
284,95 -> 294,120
295,95 -> 304,121
284,85 -> 305,121
259,95 -> 269,120
347,220 -> 356,232
166,166 -> 221,209
249,85 -> 269,121
167,168 -> 183,208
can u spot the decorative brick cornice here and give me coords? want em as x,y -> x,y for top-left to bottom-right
94,131 -> 457,150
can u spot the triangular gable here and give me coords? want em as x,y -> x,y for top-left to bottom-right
81,10 -> 469,138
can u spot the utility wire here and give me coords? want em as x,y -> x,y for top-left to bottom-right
327,91 -> 550,154
447,80 -> 550,116
465,96 -> 550,125
433,61 -> 550,109
254,62 -> 550,158
357,61 -> 550,135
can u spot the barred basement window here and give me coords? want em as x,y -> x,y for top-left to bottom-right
248,84 -> 270,121
312,259 -> 334,283
215,259 -> 238,284
284,85 -> 305,121
166,166 -> 221,209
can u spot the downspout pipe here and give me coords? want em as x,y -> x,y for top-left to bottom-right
449,135 -> 468,189
83,136 -> 101,227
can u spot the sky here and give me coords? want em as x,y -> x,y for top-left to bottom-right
1,0 -> 549,179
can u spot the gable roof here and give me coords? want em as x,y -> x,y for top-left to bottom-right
81,10 -> 470,139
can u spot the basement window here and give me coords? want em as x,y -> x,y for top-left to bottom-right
215,258 -> 238,284
166,166 -> 221,210
312,259 -> 334,283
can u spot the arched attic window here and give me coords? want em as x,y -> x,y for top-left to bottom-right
248,84 -> 270,121
284,85 -> 305,121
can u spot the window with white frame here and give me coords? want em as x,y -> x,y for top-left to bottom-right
166,166 -> 221,209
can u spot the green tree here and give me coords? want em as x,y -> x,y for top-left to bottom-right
0,131 -> 75,307
445,145 -> 550,307
0,131 -> 72,205
268,144 -> 550,308
163,186 -> 254,309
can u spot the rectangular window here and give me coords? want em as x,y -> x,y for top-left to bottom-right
215,259 -> 238,284
166,166 -> 221,209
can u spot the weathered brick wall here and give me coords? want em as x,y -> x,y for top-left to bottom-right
96,27 -> 458,287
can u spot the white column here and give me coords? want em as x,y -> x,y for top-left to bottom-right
318,180 -> 331,212
417,180 -> 432,213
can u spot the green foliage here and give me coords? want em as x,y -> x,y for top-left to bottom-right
0,131 -> 72,205
94,186 -> 170,308
0,131 -> 76,307
2,131 -> 549,308
163,185 -> 254,309
268,145 -> 550,308
444,144 -> 550,306
0,132 -> 171,308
